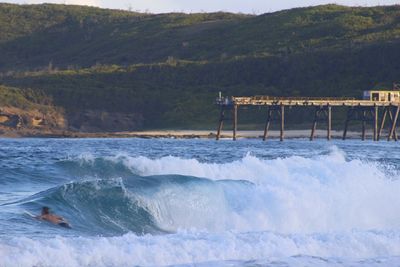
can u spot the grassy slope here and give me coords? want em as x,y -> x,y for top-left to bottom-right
0,85 -> 55,109
0,85 -> 35,108
1,4 -> 400,129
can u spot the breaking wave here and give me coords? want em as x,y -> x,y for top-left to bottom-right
47,147 -> 400,234
3,146 -> 400,267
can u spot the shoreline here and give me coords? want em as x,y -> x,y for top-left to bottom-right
0,129 -> 382,139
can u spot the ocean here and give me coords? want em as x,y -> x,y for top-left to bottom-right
0,138 -> 399,267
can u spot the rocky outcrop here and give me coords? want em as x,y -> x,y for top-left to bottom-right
0,106 -> 144,135
0,106 -> 66,131
0,113 -> 22,128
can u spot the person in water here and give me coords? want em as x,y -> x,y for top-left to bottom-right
37,206 -> 71,228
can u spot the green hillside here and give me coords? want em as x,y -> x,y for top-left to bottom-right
0,85 -> 48,108
1,3 -> 400,131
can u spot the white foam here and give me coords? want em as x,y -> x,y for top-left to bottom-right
1,230 -> 400,267
101,147 -> 400,234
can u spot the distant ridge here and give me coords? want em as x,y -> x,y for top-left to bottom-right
0,3 -> 400,132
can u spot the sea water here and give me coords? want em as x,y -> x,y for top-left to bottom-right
0,138 -> 400,267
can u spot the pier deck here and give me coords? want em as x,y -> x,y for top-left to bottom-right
215,96 -> 400,142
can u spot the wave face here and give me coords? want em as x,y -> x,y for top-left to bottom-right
17,175 -> 254,235
41,147 -> 400,234
1,139 -> 400,267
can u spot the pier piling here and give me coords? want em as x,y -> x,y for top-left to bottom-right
377,107 -> 387,141
280,104 -> 284,141
233,105 -> 238,141
216,107 -> 225,140
362,110 -> 366,141
263,107 -> 274,141
327,105 -> 332,140
374,105 -> 378,141
388,106 -> 400,141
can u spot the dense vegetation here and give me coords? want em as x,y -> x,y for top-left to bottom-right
0,85 -> 49,109
1,3 -> 400,130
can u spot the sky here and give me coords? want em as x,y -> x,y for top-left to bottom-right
4,0 -> 400,14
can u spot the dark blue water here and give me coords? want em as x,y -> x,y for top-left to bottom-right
1,138 -> 400,266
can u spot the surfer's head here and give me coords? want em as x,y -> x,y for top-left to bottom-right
41,206 -> 50,215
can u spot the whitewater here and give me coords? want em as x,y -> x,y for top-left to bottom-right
0,138 -> 399,267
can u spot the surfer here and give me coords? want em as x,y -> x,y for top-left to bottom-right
36,206 -> 71,228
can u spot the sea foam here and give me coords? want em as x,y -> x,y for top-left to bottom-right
100,147 -> 400,234
1,230 -> 400,267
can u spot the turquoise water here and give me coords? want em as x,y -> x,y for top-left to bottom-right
1,138 -> 400,266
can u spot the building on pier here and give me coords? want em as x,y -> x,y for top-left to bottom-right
363,90 -> 400,102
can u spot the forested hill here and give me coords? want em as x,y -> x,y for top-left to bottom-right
0,3 -> 400,131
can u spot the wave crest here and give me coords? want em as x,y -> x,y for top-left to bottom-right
52,147 -> 400,234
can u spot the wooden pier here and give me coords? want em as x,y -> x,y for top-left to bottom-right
215,96 -> 400,141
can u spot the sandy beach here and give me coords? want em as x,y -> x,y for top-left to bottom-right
103,129 -> 372,139
0,127 -> 385,139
